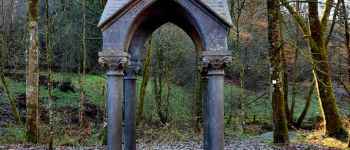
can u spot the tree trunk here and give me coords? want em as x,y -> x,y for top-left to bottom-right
282,0 -> 348,140
291,1 -> 302,127
194,49 -> 202,132
296,80 -> 315,128
290,47 -> 299,126
239,63 -> 246,133
137,36 -> 152,126
0,74 -> 22,125
340,0 -> 350,82
153,68 -> 167,124
153,45 -> 168,124
278,11 -> 291,124
45,0 -> 54,148
325,0 -> 340,47
229,0 -> 247,133
281,46 -> 291,123
26,0 -> 40,143
267,0 -> 289,144
79,0 -> 87,126
308,1 -> 348,140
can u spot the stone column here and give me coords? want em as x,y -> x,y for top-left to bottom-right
99,51 -> 130,150
124,64 -> 141,150
201,69 -> 209,149
201,50 -> 231,150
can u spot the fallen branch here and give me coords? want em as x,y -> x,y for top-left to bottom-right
246,92 -> 269,106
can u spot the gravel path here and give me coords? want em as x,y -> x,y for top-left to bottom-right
0,141 -> 339,150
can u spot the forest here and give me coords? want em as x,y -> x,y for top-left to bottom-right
0,0 -> 350,149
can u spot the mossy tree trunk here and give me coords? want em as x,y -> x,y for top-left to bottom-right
281,47 -> 291,123
45,0 -> 54,148
79,0 -> 87,126
0,74 -> 22,125
278,11 -> 291,124
26,0 -> 40,143
308,0 -> 347,140
290,44 -> 299,126
296,80 -> 315,127
194,49 -> 202,132
137,36 -> 152,126
340,0 -> 350,82
267,0 -> 289,144
282,0 -> 348,140
290,2 -> 302,126
153,38 -> 169,124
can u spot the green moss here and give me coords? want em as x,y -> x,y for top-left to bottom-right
25,130 -> 37,143
101,125 -> 107,145
0,125 -> 26,144
28,0 -> 39,21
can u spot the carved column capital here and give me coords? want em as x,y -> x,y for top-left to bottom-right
200,50 -> 232,74
124,64 -> 142,80
197,64 -> 209,79
98,51 -> 131,76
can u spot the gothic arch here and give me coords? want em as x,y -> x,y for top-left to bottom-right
98,0 -> 233,150
127,0 -> 204,64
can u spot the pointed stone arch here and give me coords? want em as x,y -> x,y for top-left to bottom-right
98,0 -> 233,150
126,0 -> 205,64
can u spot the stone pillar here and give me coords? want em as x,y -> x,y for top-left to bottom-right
201,50 -> 231,150
124,64 -> 141,150
99,51 -> 130,150
201,69 -> 209,149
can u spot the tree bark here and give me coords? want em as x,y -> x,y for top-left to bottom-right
267,0 -> 289,144
45,0 -> 53,148
229,0 -> 247,133
325,0 -> 340,46
194,49 -> 202,132
308,0 -> 348,140
137,36 -> 152,126
79,0 -> 87,126
281,48 -> 291,123
340,0 -> 350,82
153,42 -> 169,124
278,10 -> 291,124
291,1 -> 302,127
282,0 -> 348,140
26,0 -> 40,143
0,74 -> 22,125
296,80 -> 315,128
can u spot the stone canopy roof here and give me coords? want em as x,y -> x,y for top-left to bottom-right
98,0 -> 233,27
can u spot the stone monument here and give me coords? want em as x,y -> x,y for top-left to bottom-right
98,0 -> 233,149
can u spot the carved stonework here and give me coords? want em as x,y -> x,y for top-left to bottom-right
197,64 -> 208,76
201,50 -> 232,70
124,64 -> 142,79
98,51 -> 131,72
